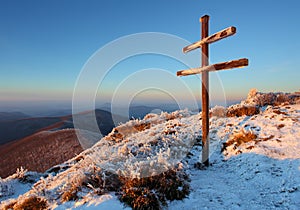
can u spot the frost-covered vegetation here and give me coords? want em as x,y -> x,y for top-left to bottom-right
226,88 -> 300,117
1,89 -> 300,209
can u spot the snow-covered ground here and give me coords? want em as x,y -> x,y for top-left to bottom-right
1,90 -> 299,209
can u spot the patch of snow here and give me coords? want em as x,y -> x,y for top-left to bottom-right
1,90 -> 299,209
55,194 -> 130,210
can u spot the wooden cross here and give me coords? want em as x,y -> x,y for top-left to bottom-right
177,15 -> 249,166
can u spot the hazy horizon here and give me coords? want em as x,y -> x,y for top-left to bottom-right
1,1 -> 299,118
0,97 -> 244,117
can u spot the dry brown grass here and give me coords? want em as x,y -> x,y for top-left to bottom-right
108,129 -> 124,143
277,124 -> 285,129
0,129 -> 83,178
119,169 -> 190,210
12,196 -> 48,210
247,90 -> 300,106
61,186 -> 79,203
3,201 -> 17,210
133,122 -> 151,132
83,170 -> 121,195
257,135 -> 275,142
226,106 -> 260,117
54,165 -> 189,209
273,109 -> 288,115
222,130 -> 258,152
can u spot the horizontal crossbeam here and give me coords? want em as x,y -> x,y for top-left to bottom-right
177,58 -> 248,76
183,26 -> 236,53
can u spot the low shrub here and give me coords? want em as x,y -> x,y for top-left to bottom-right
13,196 -> 48,210
133,122 -> 151,132
60,171 -> 87,203
222,130 -> 257,152
3,201 -> 17,210
210,106 -> 227,118
83,170 -> 121,194
119,168 -> 190,210
244,89 -> 300,106
226,105 -> 259,117
61,185 -> 79,203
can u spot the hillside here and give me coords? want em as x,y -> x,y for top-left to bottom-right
0,129 -> 83,178
0,112 -> 30,122
0,90 -> 299,209
0,109 -> 126,145
0,117 -> 65,145
0,109 -> 127,178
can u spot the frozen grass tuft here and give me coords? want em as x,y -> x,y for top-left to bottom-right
211,106 -> 227,118
226,105 -> 259,117
11,196 -> 48,210
119,167 -> 190,210
243,88 -> 300,106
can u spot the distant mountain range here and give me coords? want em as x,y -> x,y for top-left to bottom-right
0,104 -> 199,146
0,109 -> 127,145
2,91 -> 299,209
0,111 -> 30,122
99,103 -> 182,119
0,105 -> 181,178
0,109 -> 128,178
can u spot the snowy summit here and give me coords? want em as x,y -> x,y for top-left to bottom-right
0,89 -> 300,209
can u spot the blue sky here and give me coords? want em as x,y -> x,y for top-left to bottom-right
0,0 -> 299,110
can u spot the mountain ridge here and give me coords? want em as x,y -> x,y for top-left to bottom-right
0,90 -> 299,209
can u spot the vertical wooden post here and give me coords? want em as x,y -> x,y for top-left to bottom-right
177,15 -> 248,167
201,15 -> 209,166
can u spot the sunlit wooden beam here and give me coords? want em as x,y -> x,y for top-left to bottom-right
177,58 -> 248,76
183,26 -> 236,53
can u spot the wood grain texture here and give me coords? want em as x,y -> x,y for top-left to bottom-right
183,26 -> 236,53
201,14 -> 210,166
177,58 -> 248,76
